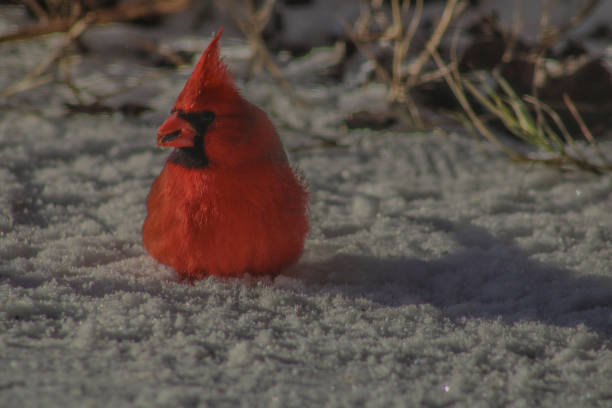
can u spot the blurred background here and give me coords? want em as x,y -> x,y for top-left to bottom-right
1,0 -> 611,170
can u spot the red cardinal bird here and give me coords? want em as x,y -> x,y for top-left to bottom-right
142,28 -> 308,280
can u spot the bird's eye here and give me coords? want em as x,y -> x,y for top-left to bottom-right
202,110 -> 215,122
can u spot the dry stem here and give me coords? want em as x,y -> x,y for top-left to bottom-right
536,0 -> 601,52
563,93 -> 611,168
407,0 -> 465,79
0,0 -> 193,43
228,0 -> 298,100
1,13 -> 93,99
431,49 -> 522,159
345,0 -> 465,126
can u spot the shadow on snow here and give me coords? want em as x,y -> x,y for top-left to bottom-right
291,217 -> 612,337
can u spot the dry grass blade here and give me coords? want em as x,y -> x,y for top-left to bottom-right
431,49 -> 522,159
22,0 -> 50,22
252,0 -> 276,27
228,0 -> 300,101
386,0 -> 422,123
389,0 -> 407,96
410,65 -> 453,86
346,0 -> 465,126
407,0 -> 465,79
388,0 -> 424,124
443,56 -> 609,172
402,0 -> 423,52
0,74 -> 54,99
523,95 -> 577,148
0,0 -> 193,43
537,0 -> 601,51
342,20 -> 391,84
563,93 -> 612,168
0,13 -> 93,99
435,31 -> 598,171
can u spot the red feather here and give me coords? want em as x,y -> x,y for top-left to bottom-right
142,28 -> 309,280
173,27 -> 239,113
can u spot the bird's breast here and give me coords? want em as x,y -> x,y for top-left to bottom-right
143,160 -> 308,278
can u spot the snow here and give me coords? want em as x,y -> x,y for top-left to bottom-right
2,25 -> 612,408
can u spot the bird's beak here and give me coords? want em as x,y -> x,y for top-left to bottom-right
156,112 -> 197,148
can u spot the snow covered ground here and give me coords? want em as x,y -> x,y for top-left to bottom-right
1,20 -> 612,408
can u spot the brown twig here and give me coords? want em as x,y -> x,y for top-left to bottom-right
407,0 -> 466,79
405,0 -> 464,123
0,13 -> 93,99
563,92 -> 611,168
410,65 -> 455,86
228,0 -> 300,101
21,0 -> 50,23
0,0 -> 193,43
431,49 -> 522,159
346,0 -> 466,126
536,0 -> 601,52
502,0 -> 523,63
388,0 -> 423,124
136,40 -> 191,68
526,0 -> 601,159
524,95 -> 576,147
342,20 -> 391,84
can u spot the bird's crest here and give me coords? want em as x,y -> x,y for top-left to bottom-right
173,27 -> 237,112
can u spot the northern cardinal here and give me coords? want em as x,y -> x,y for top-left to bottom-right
142,28 -> 308,280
